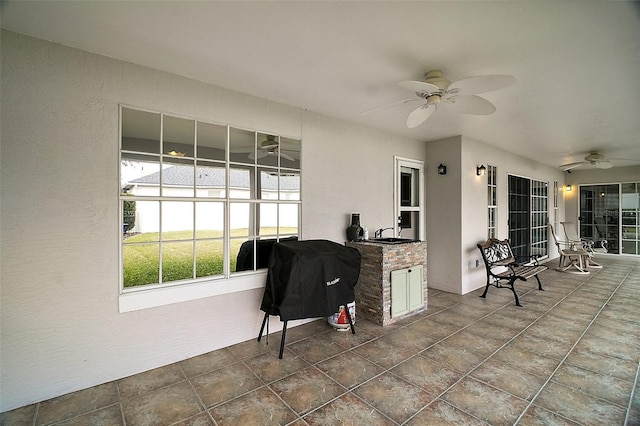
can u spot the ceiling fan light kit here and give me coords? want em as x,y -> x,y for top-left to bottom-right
365,69 -> 516,128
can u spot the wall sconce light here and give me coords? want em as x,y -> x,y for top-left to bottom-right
437,163 -> 447,175
476,165 -> 487,176
565,184 -> 572,192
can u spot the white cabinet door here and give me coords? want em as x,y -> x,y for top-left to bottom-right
391,265 -> 423,318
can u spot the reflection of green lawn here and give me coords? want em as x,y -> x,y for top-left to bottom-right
123,228 -> 297,287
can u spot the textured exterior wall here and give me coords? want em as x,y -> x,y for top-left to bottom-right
0,30 -> 426,411
347,241 -> 427,325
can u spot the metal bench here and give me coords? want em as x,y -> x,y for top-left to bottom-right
477,238 -> 547,307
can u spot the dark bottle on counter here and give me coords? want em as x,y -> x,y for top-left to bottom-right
346,213 -> 363,241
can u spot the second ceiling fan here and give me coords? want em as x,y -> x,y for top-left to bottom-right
365,70 -> 516,128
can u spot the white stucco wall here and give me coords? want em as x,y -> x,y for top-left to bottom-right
426,135 -> 566,295
0,30 -> 426,411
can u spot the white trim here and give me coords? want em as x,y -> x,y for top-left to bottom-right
119,271 -> 267,312
394,156 -> 425,241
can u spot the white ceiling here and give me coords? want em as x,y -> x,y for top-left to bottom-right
2,1 -> 639,169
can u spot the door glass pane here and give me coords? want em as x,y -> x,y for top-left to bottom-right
579,184 -> 619,254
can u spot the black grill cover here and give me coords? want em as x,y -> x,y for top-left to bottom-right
260,239 -> 361,321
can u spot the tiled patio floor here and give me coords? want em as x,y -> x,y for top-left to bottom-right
2,256 -> 639,425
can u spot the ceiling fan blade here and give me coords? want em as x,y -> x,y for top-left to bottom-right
559,162 -> 585,171
445,95 -> 496,115
280,151 -> 295,162
448,75 -> 516,95
248,150 -> 268,160
406,104 -> 434,128
594,161 -> 612,169
361,98 -> 422,115
397,80 -> 441,95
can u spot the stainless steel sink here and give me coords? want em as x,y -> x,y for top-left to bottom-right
368,237 -> 419,244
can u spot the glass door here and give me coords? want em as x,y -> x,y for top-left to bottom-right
621,183 -> 639,254
579,184 -> 619,254
508,175 -> 549,259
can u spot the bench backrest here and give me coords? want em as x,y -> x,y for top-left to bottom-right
477,238 -> 515,267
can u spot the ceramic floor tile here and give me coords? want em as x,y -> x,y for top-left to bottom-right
509,331 -> 573,360
470,357 -> 547,401
353,372 -> 435,424
35,382 -> 119,425
534,381 -> 627,425
226,336 -> 274,360
442,330 -> 506,357
121,381 -> 203,426
0,404 -> 37,426
287,334 -> 348,364
429,309 -> 483,328
52,404 -> 124,426
353,335 -> 420,369
517,404 -> 581,425
321,326 -> 377,349
491,344 -> 561,378
243,348 -> 310,384
405,399 -> 487,426
421,341 -> 488,375
316,351 -> 384,389
117,363 -> 185,399
405,318 -> 461,340
208,386 -> 297,426
551,363 -> 634,407
574,335 -> 640,363
190,362 -> 264,408
179,348 -> 238,378
270,366 -> 346,415
302,392 -> 395,426
564,346 -> 639,382
441,376 -> 529,425
378,323 -> 441,351
390,355 -> 461,397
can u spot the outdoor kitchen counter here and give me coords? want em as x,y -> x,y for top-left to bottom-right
346,240 -> 427,326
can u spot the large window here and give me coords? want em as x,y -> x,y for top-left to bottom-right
120,106 -> 301,290
487,165 -> 497,238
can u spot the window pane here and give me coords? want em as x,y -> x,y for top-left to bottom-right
195,202 -> 224,239
229,127 -> 255,164
123,243 -> 159,287
279,204 -> 299,235
259,203 -> 278,236
197,122 -> 226,161
230,238 -> 252,272
259,169 -> 279,200
162,241 -> 194,282
161,201 -> 193,240
280,137 -> 301,169
280,171 -> 300,200
230,202 -> 252,237
161,158 -> 194,197
257,133 -> 279,167
196,163 -> 226,198
121,156 -> 161,197
121,108 -> 160,153
229,166 -> 253,199
196,240 -> 224,277
123,200 -> 159,239
163,115 -> 194,157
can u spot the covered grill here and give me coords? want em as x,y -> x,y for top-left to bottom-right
258,239 -> 361,358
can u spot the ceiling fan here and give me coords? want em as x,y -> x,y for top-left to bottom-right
363,70 -> 516,128
233,135 -> 296,161
559,152 -> 621,171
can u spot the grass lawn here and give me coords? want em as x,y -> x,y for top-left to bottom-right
123,228 -> 297,287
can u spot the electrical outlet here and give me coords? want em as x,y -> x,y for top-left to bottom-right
475,259 -> 480,267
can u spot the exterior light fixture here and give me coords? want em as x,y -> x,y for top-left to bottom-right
437,163 -> 447,175
565,184 -> 572,192
476,165 -> 487,176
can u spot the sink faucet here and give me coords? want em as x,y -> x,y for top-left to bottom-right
374,227 -> 393,239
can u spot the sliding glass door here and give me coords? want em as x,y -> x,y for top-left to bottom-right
579,182 -> 640,255
508,175 -> 549,259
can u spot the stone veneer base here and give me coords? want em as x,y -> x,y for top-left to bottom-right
346,240 -> 427,326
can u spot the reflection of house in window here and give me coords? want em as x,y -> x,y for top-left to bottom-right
123,166 -> 300,233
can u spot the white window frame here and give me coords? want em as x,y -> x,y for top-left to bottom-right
118,105 -> 301,312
